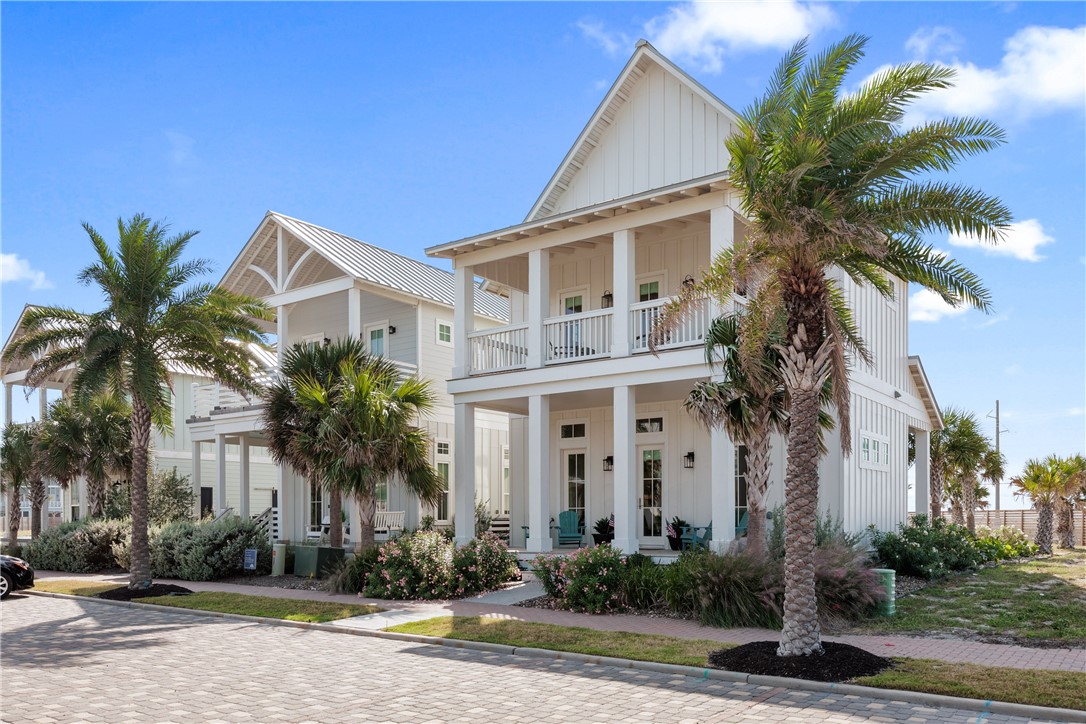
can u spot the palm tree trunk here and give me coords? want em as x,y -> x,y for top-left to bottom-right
1035,502 -> 1053,554
87,477 -> 106,518
744,423 -> 772,558
963,473 -> 977,534
1055,499 -> 1075,549
128,396 -> 153,589
950,498 -> 964,525
355,491 -> 376,552
28,478 -> 46,540
6,485 -> 21,552
778,382 -> 824,656
929,457 -> 944,521
328,491 -> 343,549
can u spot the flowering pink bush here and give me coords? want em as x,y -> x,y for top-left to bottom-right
533,544 -> 625,614
365,530 -> 518,600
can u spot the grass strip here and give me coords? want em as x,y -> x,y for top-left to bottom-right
388,615 -> 728,667
853,550 -> 1086,643
389,616 -> 1086,711
34,580 -> 382,623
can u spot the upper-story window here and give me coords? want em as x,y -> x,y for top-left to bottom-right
563,293 -> 584,315
436,320 -> 453,347
639,281 -> 660,302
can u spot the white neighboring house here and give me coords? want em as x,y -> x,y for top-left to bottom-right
426,40 -> 942,553
0,305 -> 277,533
184,211 -> 511,542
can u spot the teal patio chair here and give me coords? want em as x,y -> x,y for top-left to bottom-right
735,511 -> 749,537
680,522 -> 712,551
553,510 -> 584,546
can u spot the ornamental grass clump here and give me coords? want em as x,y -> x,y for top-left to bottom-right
534,544 -> 625,614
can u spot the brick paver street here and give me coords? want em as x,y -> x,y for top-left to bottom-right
0,595 -> 1070,723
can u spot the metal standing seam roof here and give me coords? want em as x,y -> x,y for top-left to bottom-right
269,213 -> 509,322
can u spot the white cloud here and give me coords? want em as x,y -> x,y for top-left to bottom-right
978,312 -> 1010,329
909,288 -> 969,322
948,219 -> 1054,262
1003,363 -> 1022,376
903,25 -> 1085,123
0,253 -> 53,290
905,26 -> 963,60
165,130 -> 195,166
1068,407 -> 1085,417
579,1 -> 836,74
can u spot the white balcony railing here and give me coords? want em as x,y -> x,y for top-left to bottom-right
630,296 -> 709,353
544,309 -> 613,364
467,324 -> 529,373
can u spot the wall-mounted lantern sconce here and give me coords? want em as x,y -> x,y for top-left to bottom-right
388,325 -> 397,335
601,290 -> 613,308
682,275 -> 696,291
603,455 -> 614,472
683,451 -> 696,469
323,337 -> 331,345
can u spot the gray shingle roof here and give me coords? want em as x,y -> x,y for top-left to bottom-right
270,212 -> 508,322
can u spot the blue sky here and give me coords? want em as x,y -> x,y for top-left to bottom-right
2,2 -> 1083,508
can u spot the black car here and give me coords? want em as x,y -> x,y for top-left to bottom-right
1,554 -> 35,599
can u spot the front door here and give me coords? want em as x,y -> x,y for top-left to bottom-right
564,450 -> 586,531
637,446 -> 664,547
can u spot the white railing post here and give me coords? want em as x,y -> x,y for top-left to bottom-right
527,249 -> 549,369
612,229 -> 634,358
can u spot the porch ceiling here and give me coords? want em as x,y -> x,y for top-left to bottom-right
471,378 -> 705,416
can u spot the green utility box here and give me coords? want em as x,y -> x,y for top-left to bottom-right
873,568 -> 896,616
292,545 -> 344,578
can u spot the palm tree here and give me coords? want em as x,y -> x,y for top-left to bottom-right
264,338 -> 444,551
4,215 -> 270,588
1011,455 -> 1082,554
938,409 -> 988,532
36,398 -> 88,511
1055,454 -> 1085,549
1,423 -> 40,547
82,393 -> 133,517
658,36 -> 1009,656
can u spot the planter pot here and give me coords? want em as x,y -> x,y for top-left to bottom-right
667,535 -> 682,551
592,533 -> 614,546
292,545 -> 345,578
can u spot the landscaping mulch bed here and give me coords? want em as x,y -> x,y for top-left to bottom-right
708,641 -> 893,682
97,583 -> 194,601
217,574 -> 326,591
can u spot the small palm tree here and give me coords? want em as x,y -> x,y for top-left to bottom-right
657,36 -> 1009,656
938,409 -> 988,533
265,338 -> 444,551
1011,455 -> 1081,554
82,393 -> 133,516
1,423 -> 40,547
1055,454 -> 1085,549
37,398 -> 87,508
4,215 -> 270,588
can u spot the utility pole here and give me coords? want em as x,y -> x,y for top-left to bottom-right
994,400 -> 1001,510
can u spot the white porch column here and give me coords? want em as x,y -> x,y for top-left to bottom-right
454,402 -> 476,545
611,229 -> 635,358
4,383 -> 12,425
708,204 -> 735,319
191,441 -> 202,518
612,385 -> 638,554
276,305 -> 288,367
78,477 -> 88,521
527,249 -> 550,369
913,428 -> 930,519
238,436 -> 251,519
453,265 -> 475,378
710,421 -> 736,552
348,287 -> 362,340
215,434 -> 228,513
526,394 -> 552,552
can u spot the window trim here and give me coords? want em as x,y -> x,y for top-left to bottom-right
636,272 -> 667,302
859,430 -> 891,471
436,319 -> 453,347
364,320 -> 389,358
434,438 -> 452,523
555,285 -> 589,317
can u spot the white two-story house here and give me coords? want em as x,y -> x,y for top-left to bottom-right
185,212 -> 511,542
427,41 -> 942,554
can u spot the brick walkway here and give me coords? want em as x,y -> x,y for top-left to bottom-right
36,571 -> 1086,673
1,595 -> 1067,723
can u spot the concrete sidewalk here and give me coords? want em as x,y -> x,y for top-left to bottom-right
38,570 -> 1086,673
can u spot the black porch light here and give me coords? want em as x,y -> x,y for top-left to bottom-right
603,455 -> 614,472
601,290 -> 614,308
683,451 -> 695,469
682,275 -> 696,291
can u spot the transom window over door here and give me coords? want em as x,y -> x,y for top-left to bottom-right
566,451 -> 586,530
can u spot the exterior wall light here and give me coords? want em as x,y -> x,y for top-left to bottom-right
683,451 -> 695,469
603,455 -> 614,472
601,290 -> 613,308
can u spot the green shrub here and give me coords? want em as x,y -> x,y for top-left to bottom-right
453,533 -> 520,595
871,515 -> 987,579
25,518 -> 128,572
623,554 -> 667,610
103,467 -> 195,525
975,525 -> 1038,561
113,517 -> 271,580
767,506 -> 861,559
365,530 -> 517,600
533,544 -> 625,614
325,546 -> 381,594
474,500 -> 494,539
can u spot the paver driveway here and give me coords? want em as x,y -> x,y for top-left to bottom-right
0,595 -> 1066,723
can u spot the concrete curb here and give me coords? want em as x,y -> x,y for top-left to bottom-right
27,590 -> 1086,723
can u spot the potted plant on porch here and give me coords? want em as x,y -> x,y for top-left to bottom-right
666,516 -> 689,551
592,515 -> 614,545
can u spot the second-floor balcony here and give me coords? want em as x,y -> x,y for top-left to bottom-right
465,297 -> 708,375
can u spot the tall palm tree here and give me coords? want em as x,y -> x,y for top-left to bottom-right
4,215 -> 270,588
1055,454 -> 1085,549
658,36 -> 1009,656
1011,455 -> 1081,554
264,338 -> 444,551
1,423 -> 40,547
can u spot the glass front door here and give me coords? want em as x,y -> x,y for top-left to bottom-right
565,451 -> 586,530
638,447 -> 664,546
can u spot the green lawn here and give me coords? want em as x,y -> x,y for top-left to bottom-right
34,580 -> 382,623
851,550 -> 1086,644
389,615 -> 1086,711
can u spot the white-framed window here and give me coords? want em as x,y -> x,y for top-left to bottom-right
301,332 -> 326,345
364,322 -> 387,358
309,481 -> 324,532
559,422 -> 586,439
436,320 -> 453,347
557,287 -> 588,316
375,479 -> 388,513
736,445 -> 749,528
636,417 -> 664,434
565,450 -> 587,530
501,446 -> 511,515
434,439 -> 451,522
859,431 -> 891,471
48,484 -> 62,511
